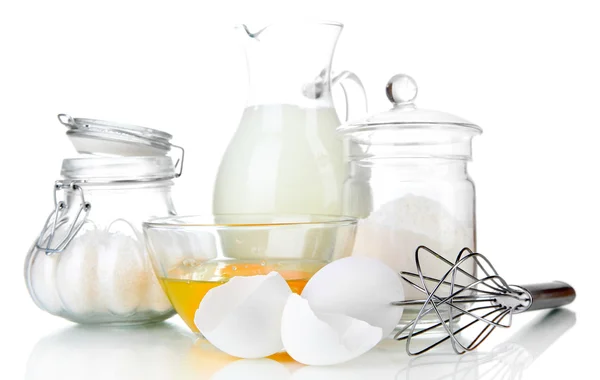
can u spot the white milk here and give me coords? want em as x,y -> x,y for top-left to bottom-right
214,104 -> 345,215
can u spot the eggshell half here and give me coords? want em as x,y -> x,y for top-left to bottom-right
281,294 -> 383,366
301,256 -> 404,337
194,272 -> 292,359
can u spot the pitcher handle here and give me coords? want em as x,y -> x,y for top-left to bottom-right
303,69 -> 368,121
331,70 -> 368,121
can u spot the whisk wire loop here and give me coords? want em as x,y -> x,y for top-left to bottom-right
392,246 -> 575,355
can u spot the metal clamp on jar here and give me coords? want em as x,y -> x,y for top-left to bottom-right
338,74 -> 482,327
25,114 -> 184,325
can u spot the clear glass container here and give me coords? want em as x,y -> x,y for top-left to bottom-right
338,74 -> 482,325
24,115 -> 184,324
143,214 -> 357,333
213,21 -> 367,216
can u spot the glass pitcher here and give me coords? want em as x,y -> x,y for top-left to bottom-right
213,21 -> 367,215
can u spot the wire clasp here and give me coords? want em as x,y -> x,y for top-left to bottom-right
35,181 -> 91,255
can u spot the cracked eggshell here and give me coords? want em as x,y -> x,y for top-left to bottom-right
194,272 -> 292,359
281,294 -> 383,366
301,256 -> 404,337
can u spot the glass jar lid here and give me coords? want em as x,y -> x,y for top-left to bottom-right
58,114 -> 175,157
57,114 -> 184,180
338,74 -> 482,144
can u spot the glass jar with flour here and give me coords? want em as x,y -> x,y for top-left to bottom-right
24,115 -> 184,324
338,74 -> 482,325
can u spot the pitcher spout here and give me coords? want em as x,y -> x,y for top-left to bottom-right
235,20 -> 346,106
235,24 -> 268,40
235,21 -> 343,42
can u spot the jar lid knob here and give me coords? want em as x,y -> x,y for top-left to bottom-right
386,74 -> 418,106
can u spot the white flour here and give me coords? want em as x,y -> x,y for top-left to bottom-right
352,194 -> 475,300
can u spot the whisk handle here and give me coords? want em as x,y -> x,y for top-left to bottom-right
514,281 -> 576,313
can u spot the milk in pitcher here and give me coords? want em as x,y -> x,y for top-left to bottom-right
214,104 -> 345,215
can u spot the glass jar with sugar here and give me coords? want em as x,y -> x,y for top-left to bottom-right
24,115 -> 184,324
338,74 -> 482,326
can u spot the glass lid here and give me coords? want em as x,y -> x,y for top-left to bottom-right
58,114 -> 174,157
57,114 -> 184,179
338,74 -> 482,136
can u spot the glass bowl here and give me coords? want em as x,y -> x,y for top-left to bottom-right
143,214 -> 357,332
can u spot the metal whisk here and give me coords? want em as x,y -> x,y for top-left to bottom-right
391,246 -> 576,355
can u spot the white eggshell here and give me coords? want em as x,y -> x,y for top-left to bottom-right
281,294 -> 382,366
301,256 -> 404,337
195,272 -> 292,359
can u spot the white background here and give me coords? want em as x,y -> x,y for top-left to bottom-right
1,1 -> 598,379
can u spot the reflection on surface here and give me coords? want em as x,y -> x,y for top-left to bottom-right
211,359 -> 291,380
394,309 -> 576,380
26,310 -> 575,380
25,322 -> 196,380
